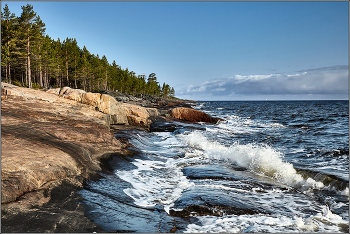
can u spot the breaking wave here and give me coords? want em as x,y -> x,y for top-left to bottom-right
180,131 -> 344,192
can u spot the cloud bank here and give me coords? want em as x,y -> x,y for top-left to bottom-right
178,65 -> 348,100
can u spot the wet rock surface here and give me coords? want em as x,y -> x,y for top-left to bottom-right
1,180 -> 105,233
80,151 -> 198,233
167,165 -> 276,218
169,186 -> 269,217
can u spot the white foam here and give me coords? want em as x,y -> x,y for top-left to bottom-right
185,209 -> 348,233
211,114 -> 285,136
180,131 -> 325,191
289,148 -> 306,154
116,158 -> 194,211
184,214 -> 297,233
340,187 -> 349,197
197,184 -> 251,193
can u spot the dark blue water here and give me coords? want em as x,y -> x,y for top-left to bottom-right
80,100 -> 349,232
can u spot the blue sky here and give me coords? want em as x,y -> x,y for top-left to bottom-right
2,1 -> 349,100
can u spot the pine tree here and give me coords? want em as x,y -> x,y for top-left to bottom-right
71,38 -> 80,88
170,87 -> 175,97
101,55 -> 109,91
1,4 -> 17,83
18,4 -> 45,88
78,46 -> 92,91
62,37 -> 74,87
40,35 -> 52,88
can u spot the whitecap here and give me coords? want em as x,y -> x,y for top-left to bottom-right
180,131 -> 325,191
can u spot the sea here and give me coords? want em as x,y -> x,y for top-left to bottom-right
80,100 -> 349,233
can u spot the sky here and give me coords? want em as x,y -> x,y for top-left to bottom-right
2,1 -> 349,101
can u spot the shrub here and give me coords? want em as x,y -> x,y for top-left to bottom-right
32,83 -> 42,89
12,80 -> 23,87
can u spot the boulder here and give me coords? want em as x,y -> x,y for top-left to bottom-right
59,87 -> 86,102
59,86 -> 71,96
46,88 -> 61,95
1,84 -> 25,97
115,96 -> 129,102
99,94 -> 118,114
126,115 -> 152,127
46,87 -> 129,125
122,103 -> 159,127
123,103 -> 151,119
99,94 -> 128,125
146,108 -> 159,118
81,92 -> 101,107
170,107 -> 222,124
2,83 -> 74,104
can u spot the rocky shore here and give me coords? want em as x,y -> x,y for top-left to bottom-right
1,83 -> 221,232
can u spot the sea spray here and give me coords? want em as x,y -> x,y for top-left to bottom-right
180,131 -> 324,191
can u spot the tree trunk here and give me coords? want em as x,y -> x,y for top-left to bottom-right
74,54 -> 77,88
62,73 -> 64,88
82,68 -> 86,91
66,49 -> 69,86
46,67 -> 49,88
12,66 -> 15,85
5,63 -> 8,83
8,63 -> 11,84
105,70 -> 108,90
21,68 -> 24,86
48,72 -> 51,88
43,66 -> 47,88
39,65 -> 43,87
56,66 -> 60,87
6,18 -> 9,83
25,61 -> 28,87
27,31 -> 32,88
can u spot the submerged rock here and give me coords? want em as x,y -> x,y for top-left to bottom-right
169,186 -> 269,217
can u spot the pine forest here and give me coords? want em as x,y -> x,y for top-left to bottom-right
1,4 -> 175,98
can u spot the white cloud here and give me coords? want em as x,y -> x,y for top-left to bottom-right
178,65 -> 348,100
186,84 -> 207,93
214,88 -> 226,92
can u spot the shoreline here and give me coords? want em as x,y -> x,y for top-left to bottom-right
0,83 -> 214,232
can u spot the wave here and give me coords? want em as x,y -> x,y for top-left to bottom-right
180,131 -> 340,192
184,206 -> 349,233
295,168 -> 349,192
